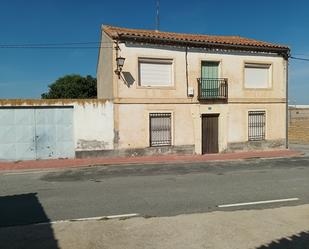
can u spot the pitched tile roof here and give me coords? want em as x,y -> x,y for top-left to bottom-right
103,25 -> 289,52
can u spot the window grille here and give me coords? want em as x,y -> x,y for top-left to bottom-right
248,111 -> 266,141
149,113 -> 172,146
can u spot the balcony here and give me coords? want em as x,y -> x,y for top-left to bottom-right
197,78 -> 228,103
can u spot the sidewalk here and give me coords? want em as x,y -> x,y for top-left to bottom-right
0,149 -> 302,172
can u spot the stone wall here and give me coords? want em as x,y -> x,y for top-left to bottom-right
289,118 -> 309,144
288,107 -> 309,144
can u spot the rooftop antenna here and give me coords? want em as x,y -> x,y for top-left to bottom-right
155,0 -> 160,31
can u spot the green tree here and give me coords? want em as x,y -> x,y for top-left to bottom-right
41,74 -> 97,99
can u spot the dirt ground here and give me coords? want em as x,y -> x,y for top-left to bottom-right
1,205 -> 309,249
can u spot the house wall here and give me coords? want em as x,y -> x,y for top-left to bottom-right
226,103 -> 286,151
115,102 -> 285,154
112,43 -> 286,102
106,43 -> 287,154
97,31 -> 114,99
116,103 -> 195,149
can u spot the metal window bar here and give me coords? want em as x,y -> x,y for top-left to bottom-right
149,113 -> 172,147
248,111 -> 266,141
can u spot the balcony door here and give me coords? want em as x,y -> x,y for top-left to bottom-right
201,61 -> 220,98
201,61 -> 219,78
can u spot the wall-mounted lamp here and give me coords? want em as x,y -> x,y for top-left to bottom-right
115,56 -> 125,78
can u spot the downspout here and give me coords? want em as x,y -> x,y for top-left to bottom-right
285,56 -> 289,149
185,46 -> 189,97
113,39 -> 120,150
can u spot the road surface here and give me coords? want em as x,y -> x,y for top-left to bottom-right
0,156 -> 309,226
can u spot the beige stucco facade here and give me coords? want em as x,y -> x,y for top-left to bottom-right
97,30 -> 288,155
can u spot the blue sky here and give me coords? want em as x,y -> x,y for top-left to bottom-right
0,0 -> 308,103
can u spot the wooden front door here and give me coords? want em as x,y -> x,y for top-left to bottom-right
202,114 -> 219,154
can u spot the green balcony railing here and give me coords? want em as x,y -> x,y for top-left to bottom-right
197,78 -> 228,102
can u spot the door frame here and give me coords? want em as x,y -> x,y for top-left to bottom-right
201,113 -> 220,154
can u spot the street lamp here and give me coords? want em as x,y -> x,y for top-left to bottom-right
115,56 -> 125,78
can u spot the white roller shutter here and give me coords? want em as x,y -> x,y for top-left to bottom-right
244,63 -> 271,88
139,59 -> 173,87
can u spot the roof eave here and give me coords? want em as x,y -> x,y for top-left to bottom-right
116,34 -> 290,58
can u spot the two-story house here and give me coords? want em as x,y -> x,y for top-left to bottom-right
97,25 -> 290,156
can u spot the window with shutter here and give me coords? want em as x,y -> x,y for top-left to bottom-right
244,63 -> 271,88
139,59 -> 173,87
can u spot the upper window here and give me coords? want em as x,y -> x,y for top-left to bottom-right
138,58 -> 173,87
244,63 -> 271,89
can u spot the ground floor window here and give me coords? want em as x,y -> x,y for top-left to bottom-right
248,111 -> 266,141
149,113 -> 172,146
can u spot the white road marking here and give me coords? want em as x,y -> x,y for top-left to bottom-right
218,198 -> 299,208
35,213 -> 140,226
104,213 -> 139,219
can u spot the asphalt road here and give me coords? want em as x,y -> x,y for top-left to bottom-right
0,156 -> 309,226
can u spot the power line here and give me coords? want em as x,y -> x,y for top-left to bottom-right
0,41 -> 112,46
0,41 -> 114,49
0,43 -> 307,59
290,56 -> 309,62
293,53 -> 309,56
0,46 -> 113,49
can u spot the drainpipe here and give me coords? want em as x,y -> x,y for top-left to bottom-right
285,57 -> 289,149
185,46 -> 189,97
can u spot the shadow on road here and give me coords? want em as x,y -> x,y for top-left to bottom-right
256,231 -> 309,249
0,193 -> 59,249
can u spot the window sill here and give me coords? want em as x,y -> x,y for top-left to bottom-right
243,87 -> 273,91
136,85 -> 176,90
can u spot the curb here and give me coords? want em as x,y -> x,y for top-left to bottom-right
0,150 -> 303,174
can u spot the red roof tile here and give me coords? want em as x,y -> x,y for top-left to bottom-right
103,25 -> 289,51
